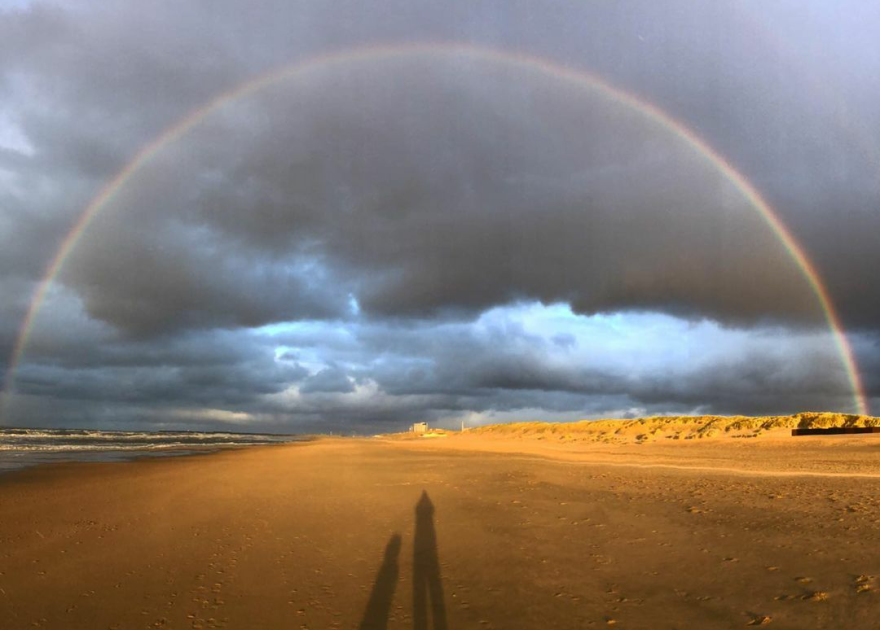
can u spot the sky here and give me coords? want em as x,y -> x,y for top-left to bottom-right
1,0 -> 879,433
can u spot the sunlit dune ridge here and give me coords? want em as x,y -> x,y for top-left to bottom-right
456,412 -> 880,443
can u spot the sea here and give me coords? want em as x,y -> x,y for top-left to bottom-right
0,427 -> 303,473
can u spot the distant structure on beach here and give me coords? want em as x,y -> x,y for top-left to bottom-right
411,422 -> 428,434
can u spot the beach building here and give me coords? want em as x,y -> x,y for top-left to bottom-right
411,422 -> 428,434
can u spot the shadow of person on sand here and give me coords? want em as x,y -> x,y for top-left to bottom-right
357,491 -> 448,630
412,491 -> 447,630
359,534 -> 402,630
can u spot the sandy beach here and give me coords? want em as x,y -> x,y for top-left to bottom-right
2,433 -> 879,629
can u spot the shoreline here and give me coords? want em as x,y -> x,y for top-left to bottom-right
0,434 -> 312,475
4,428 -> 880,481
0,439 -> 303,481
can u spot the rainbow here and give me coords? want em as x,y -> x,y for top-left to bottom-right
2,42 -> 869,415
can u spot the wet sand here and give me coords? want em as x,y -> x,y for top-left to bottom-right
1,435 -> 879,629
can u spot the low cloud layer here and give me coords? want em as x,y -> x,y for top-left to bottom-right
7,304 -> 871,432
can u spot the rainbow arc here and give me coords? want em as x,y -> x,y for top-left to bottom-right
2,43 -> 868,416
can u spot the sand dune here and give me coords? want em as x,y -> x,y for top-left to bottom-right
459,412 -> 880,443
1,429 -> 879,628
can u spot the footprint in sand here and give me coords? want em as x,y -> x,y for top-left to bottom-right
855,575 -> 876,594
747,614 -> 772,625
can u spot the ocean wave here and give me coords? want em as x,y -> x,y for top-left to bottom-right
0,428 -> 285,441
0,428 -> 301,473
0,441 -> 281,452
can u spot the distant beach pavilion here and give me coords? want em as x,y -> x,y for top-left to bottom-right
411,422 -> 428,435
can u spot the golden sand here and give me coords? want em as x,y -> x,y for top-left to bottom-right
1,429 -> 879,628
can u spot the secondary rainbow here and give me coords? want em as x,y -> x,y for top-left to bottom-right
2,42 -> 868,415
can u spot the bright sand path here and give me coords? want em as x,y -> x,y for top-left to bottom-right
1,435 -> 879,629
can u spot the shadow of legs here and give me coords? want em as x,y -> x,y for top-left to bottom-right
413,491 -> 448,630
359,534 -> 402,630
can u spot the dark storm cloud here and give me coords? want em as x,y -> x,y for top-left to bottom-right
299,365 -> 356,394
12,326 -> 309,408
856,335 -> 880,400
2,0 -> 879,429
3,0 -> 879,335
57,56 -> 820,335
